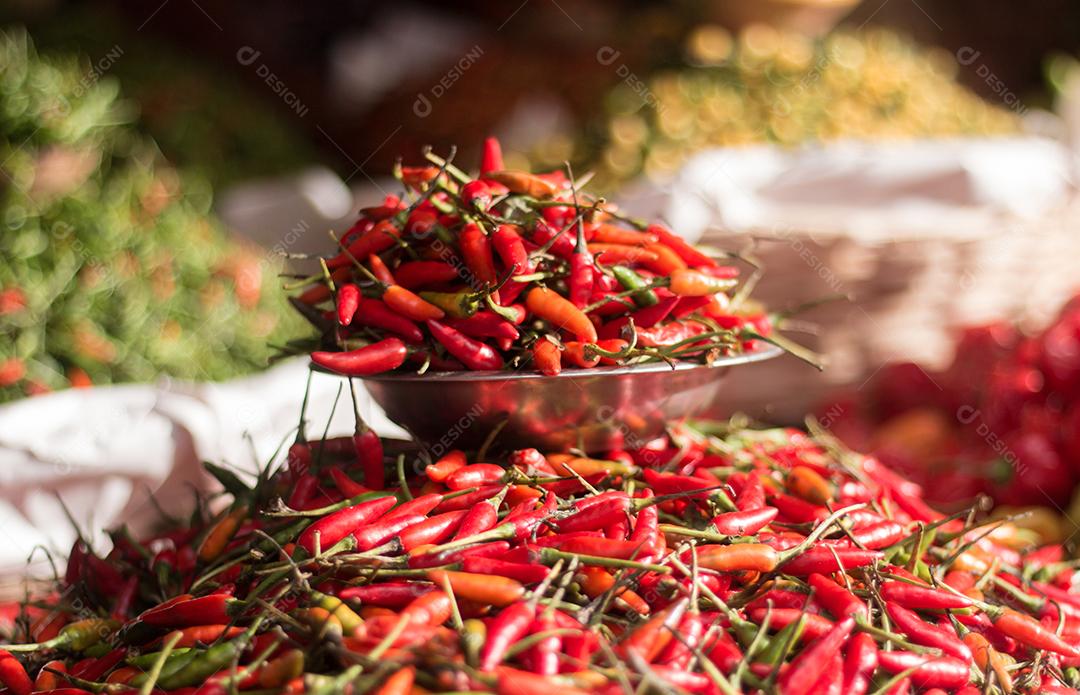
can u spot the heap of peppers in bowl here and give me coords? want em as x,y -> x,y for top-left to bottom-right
288,138 -> 784,377
4,404 -> 1080,694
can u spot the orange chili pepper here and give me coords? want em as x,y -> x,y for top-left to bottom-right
668,268 -> 737,297
33,660 -> 66,690
168,624 -> 244,647
562,341 -> 600,369
532,339 -> 563,376
368,254 -> 396,284
425,450 -> 467,482
553,457 -> 636,477
197,505 -> 248,562
963,632 -> 1012,694
383,284 -> 446,321
786,466 -> 833,506
526,287 -> 598,343
485,170 -> 559,198
577,566 -> 650,615
696,543 -> 779,573
641,243 -> 687,275
426,570 -> 524,608
591,224 -> 658,246
495,667 -> 590,695
372,665 -> 415,695
587,243 -> 660,266
617,605 -> 681,662
400,590 -> 453,627
105,666 -> 140,685
257,650 -> 305,689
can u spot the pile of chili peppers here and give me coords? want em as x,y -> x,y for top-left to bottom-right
4,402 -> 1080,695
820,293 -> 1080,511
287,138 -> 793,376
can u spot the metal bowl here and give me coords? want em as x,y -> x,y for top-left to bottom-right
344,345 -> 783,453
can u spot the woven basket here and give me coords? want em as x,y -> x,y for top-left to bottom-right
697,196 -> 1080,423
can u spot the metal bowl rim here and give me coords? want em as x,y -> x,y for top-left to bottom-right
320,343 -> 783,383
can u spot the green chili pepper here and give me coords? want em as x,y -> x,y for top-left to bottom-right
157,629 -> 255,689
462,618 -> 487,668
419,290 -> 482,318
757,613 -> 806,665
127,648 -> 193,670
612,266 -> 658,307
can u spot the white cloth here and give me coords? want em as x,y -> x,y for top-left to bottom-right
0,359 -> 405,576
622,137 -> 1074,243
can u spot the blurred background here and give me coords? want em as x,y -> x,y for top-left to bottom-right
4,0 -> 1080,552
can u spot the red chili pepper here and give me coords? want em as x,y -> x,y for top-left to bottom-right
885,603 -> 972,662
297,495 -> 397,554
311,338 -> 407,376
808,573 -> 868,621
336,284 -> 361,326
461,181 -> 493,212
461,556 -> 551,584
532,220 -> 574,258
445,464 -> 507,491
392,260 -> 460,289
0,650 -> 31,695
879,581 -> 973,611
556,496 -> 629,533
398,511 -> 469,551
778,547 -> 883,576
347,298 -> 423,344
776,617 -> 855,695
736,473 -> 766,511
141,594 -> 231,628
712,507 -> 778,536
480,137 -> 504,176
491,225 -> 532,304
523,614 -> 560,675
426,320 -> 504,370
629,491 -> 659,554
328,468 -> 368,498
641,469 -> 715,499
352,428 -> 384,490
551,536 -> 646,560
384,494 -> 444,522
875,652 -> 969,689
445,311 -> 520,341
287,473 -> 319,509
568,223 -> 594,309
459,223 -> 499,286
338,582 -> 435,609
771,492 -> 828,523
747,608 -> 834,641
328,220 -> 401,270
434,484 -> 504,512
847,520 -> 907,549
842,632 -> 878,695
451,490 -> 504,541
355,513 -> 426,551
